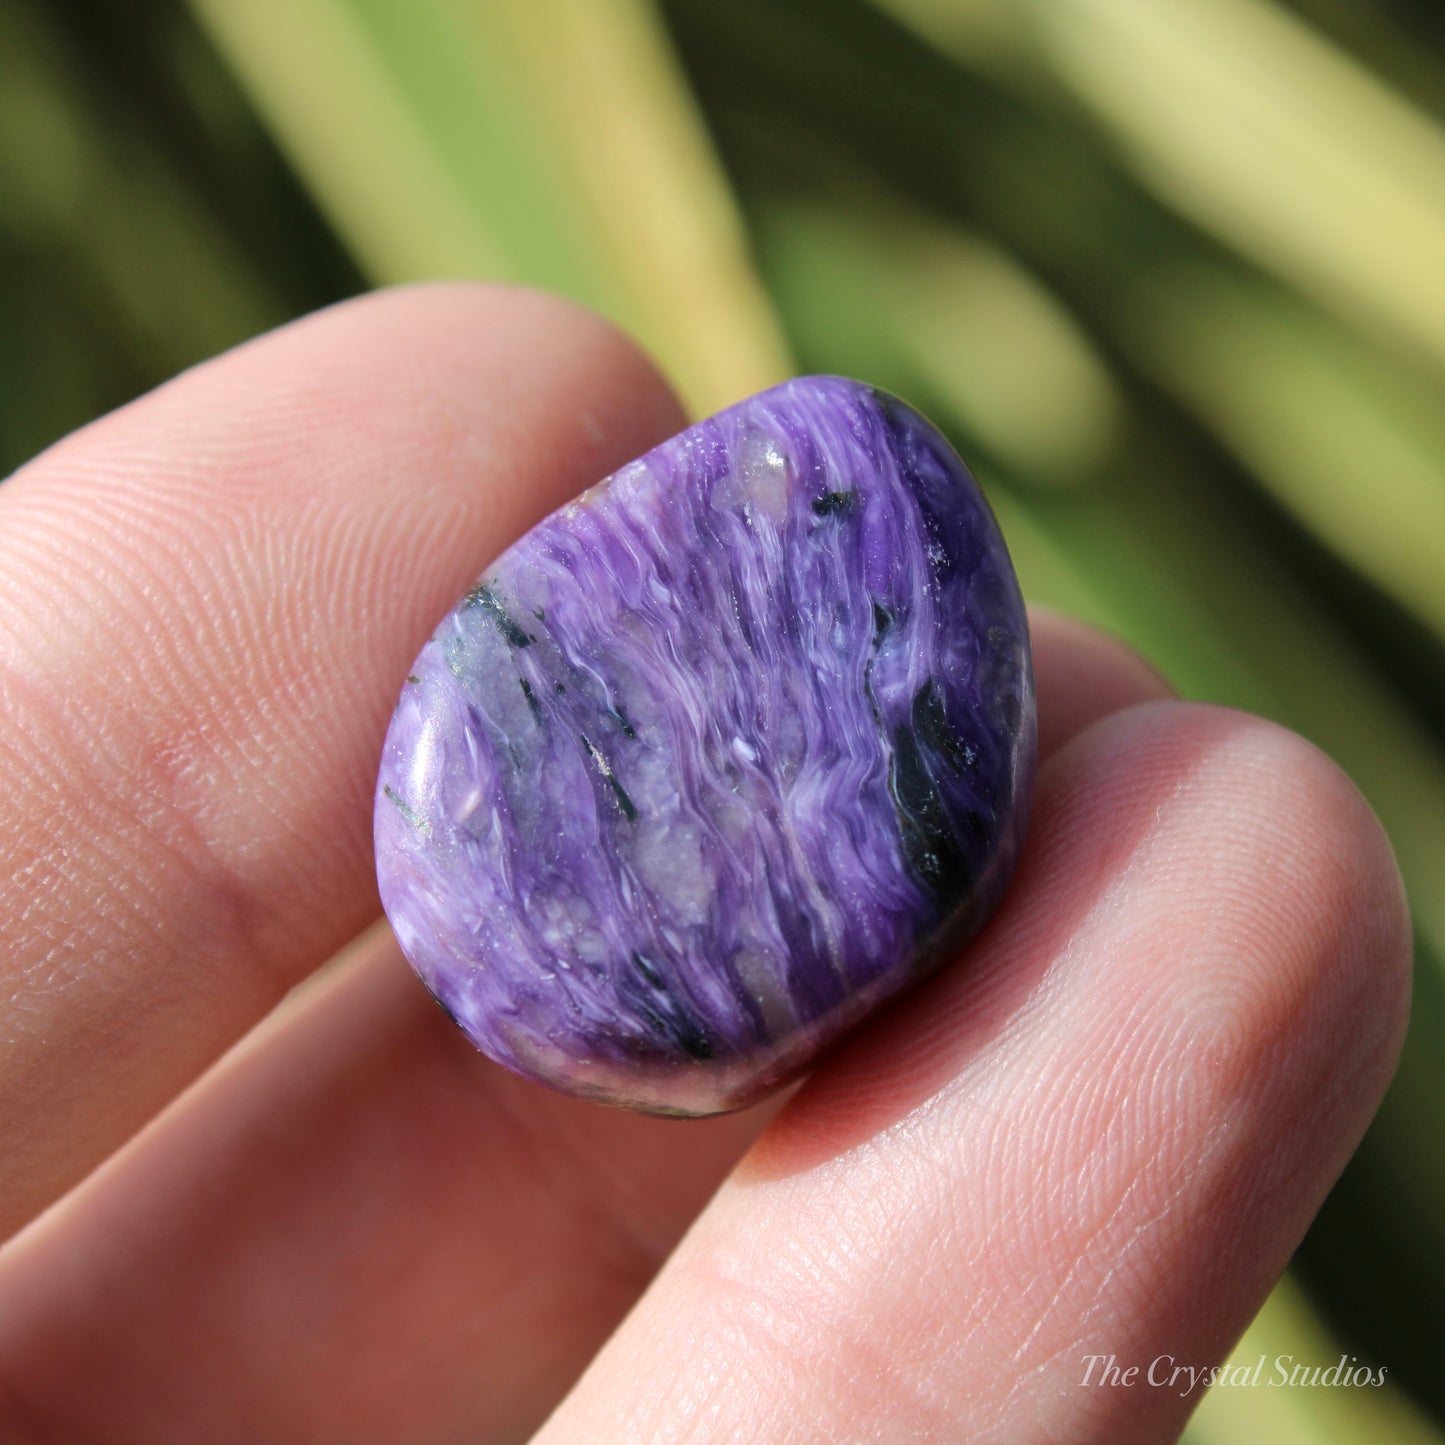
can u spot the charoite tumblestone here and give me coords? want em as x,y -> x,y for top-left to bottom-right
375,376 -> 1034,1115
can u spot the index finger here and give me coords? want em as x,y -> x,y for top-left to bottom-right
0,284 -> 686,1239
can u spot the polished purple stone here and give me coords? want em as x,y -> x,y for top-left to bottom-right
375,376 -> 1034,1115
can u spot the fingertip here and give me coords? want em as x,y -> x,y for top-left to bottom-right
1027,606 -> 1177,760
1170,704 -> 1412,1104
1040,698 -> 1409,1083
1022,699 -> 1412,1278
19,282 -> 688,500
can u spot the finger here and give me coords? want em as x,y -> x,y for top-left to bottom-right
0,615 -> 1171,1443
532,704 -> 1411,1444
0,283 -> 686,1239
0,928 -> 778,1445
1027,605 -> 1175,758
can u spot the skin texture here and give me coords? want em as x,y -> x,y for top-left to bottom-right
0,285 -> 1412,1444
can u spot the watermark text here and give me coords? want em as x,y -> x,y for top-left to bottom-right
1079,1353 -> 1387,1397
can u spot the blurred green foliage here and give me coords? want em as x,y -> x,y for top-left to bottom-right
0,0 -> 361,471
4,0 -> 1443,1437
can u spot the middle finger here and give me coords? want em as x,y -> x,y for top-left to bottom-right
0,610 -> 1170,1444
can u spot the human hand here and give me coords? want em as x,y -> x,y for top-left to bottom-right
0,287 -> 1410,1443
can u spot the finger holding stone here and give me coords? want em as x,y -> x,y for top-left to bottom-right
0,283 -> 685,1240
0,615 -> 1169,1444
533,703 -> 1412,1444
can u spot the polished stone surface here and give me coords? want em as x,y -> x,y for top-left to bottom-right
375,376 -> 1034,1114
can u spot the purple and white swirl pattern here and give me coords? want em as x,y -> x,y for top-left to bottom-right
375,376 -> 1034,1114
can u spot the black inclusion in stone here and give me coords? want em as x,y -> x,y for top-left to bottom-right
910,678 -> 974,773
631,950 -> 664,989
811,489 -> 858,517
382,784 -> 422,831
607,775 -> 638,822
619,953 -> 715,1061
518,676 -> 542,722
862,599 -> 894,735
580,735 -> 638,822
642,1002 -> 715,1061
888,684 -> 971,902
462,582 -> 532,648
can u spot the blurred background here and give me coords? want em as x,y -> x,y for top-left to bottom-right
3,0 -> 1442,1437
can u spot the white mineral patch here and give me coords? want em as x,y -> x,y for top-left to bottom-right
632,813 -> 711,921
448,779 -> 486,828
707,786 -> 754,845
505,558 -> 553,613
530,886 -> 606,962
624,746 -> 680,815
712,429 -> 791,522
731,735 -> 758,764
604,459 -> 652,508
733,945 -> 796,1037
